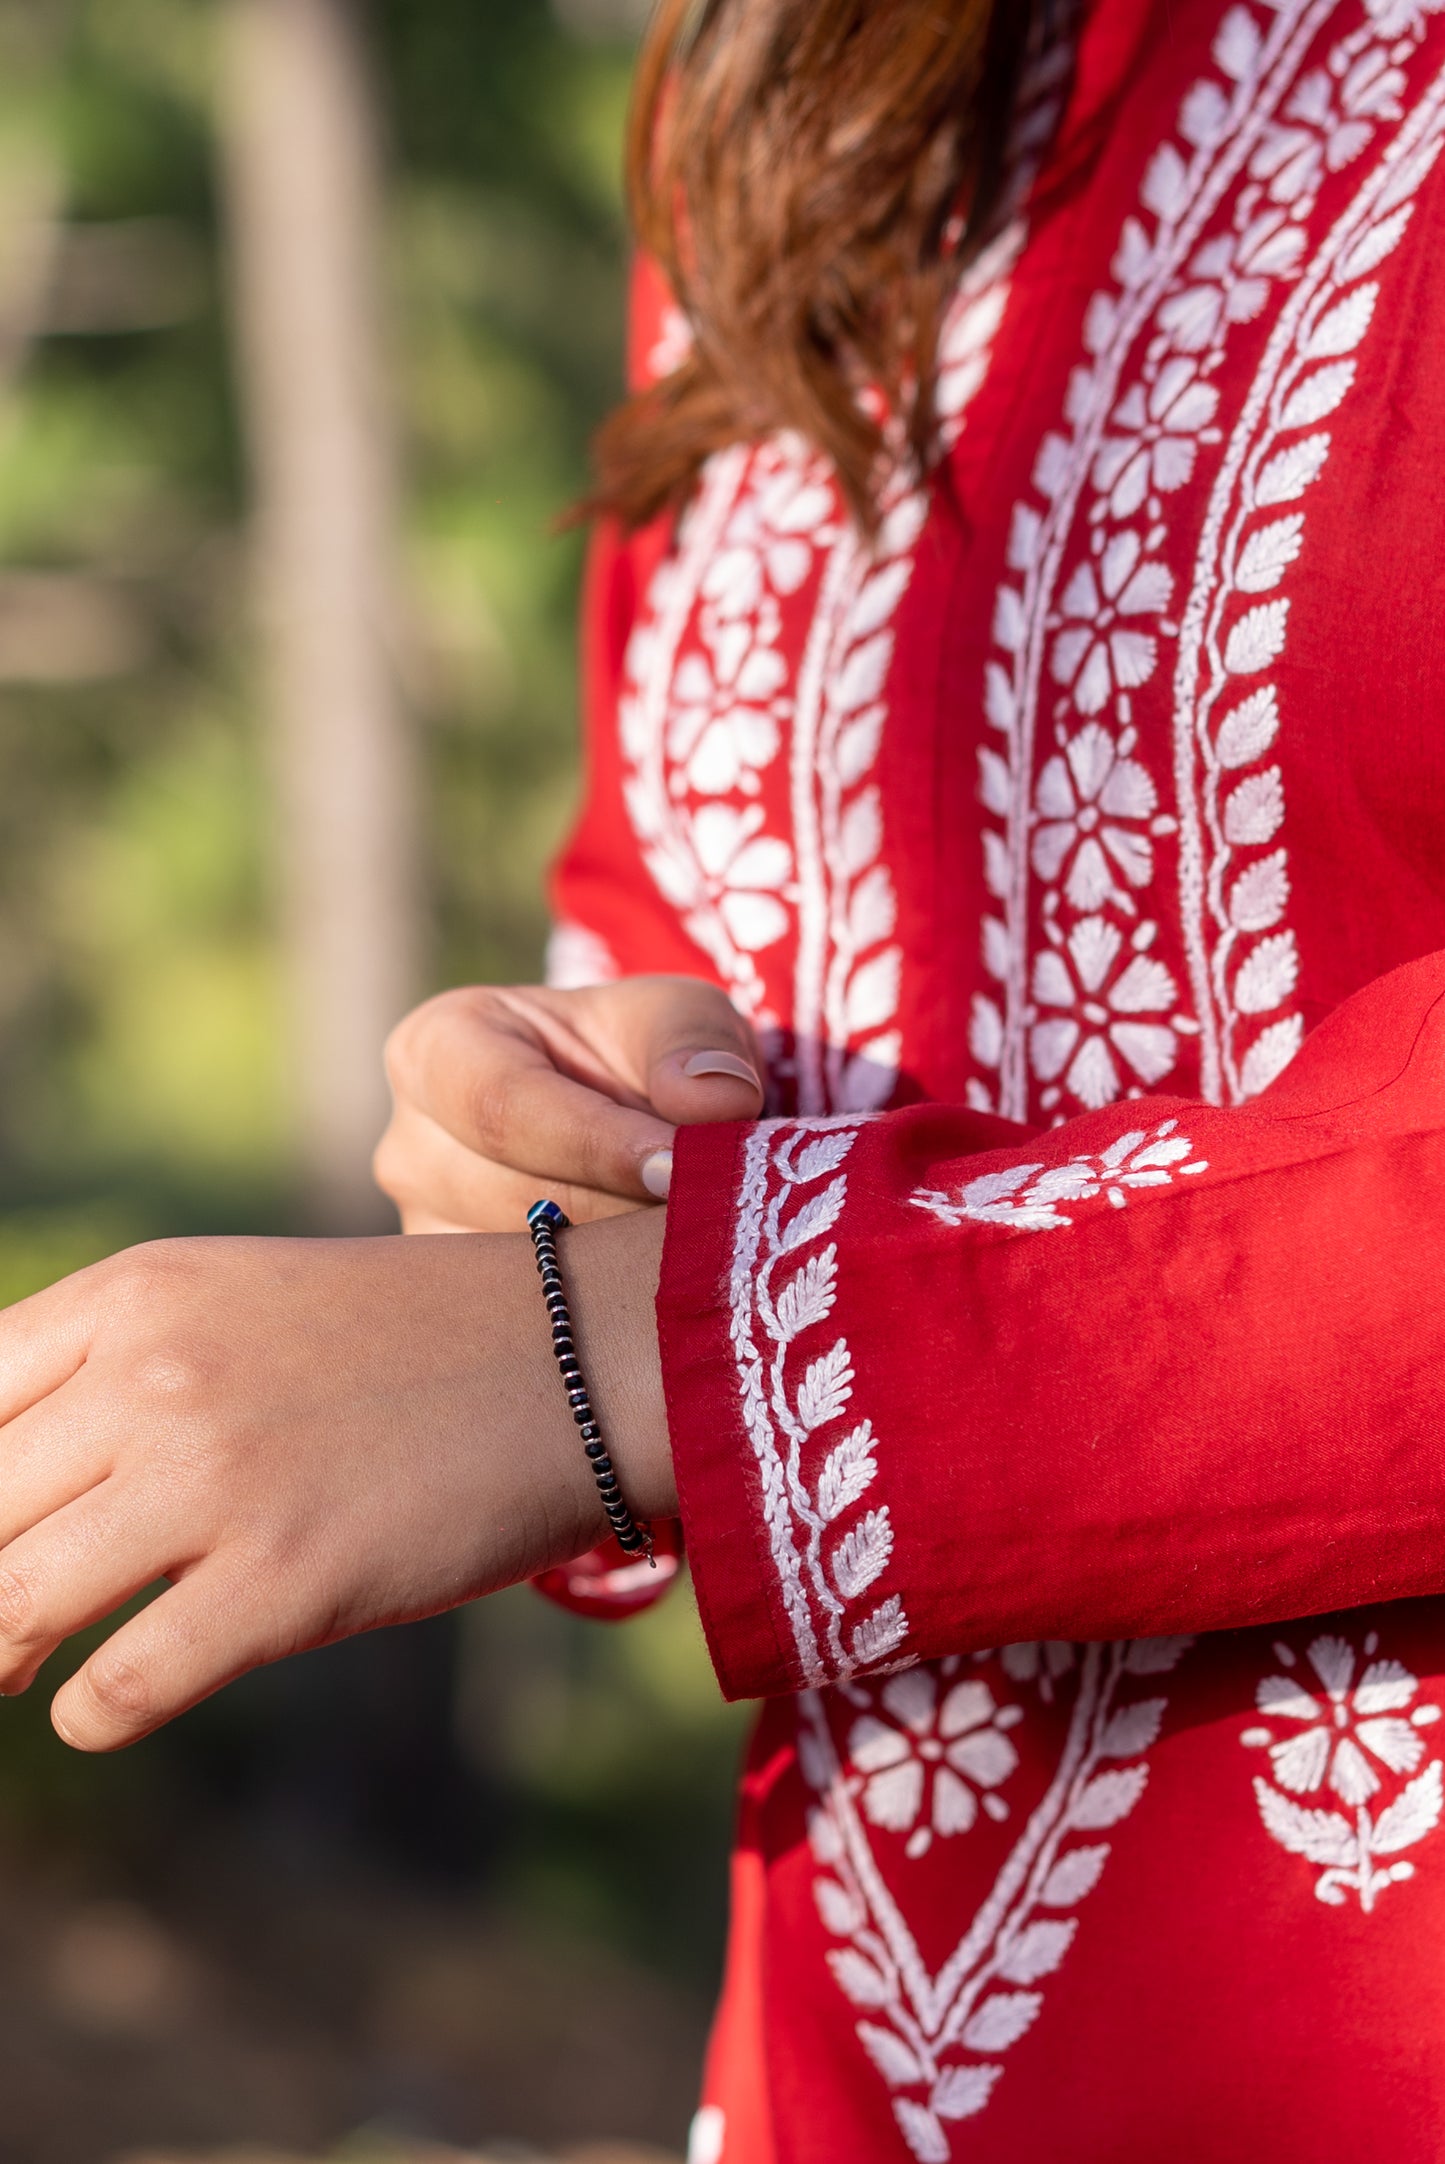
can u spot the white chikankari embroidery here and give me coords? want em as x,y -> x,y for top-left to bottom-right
910,1118 -> 1209,1235
693,7 -> 1445,2155
620,437 -> 834,1025
1000,1639 -> 1079,1703
848,1662 -> 1026,1861
975,0 -> 1445,1125
620,269 -> 1012,1110
686,2105 -> 726,2164
1243,1630 -> 1445,1910
620,34 -> 1071,1117
1175,26 -> 1445,1100
729,1115 -> 906,1685
805,1638 -> 1194,2162
648,300 -> 694,382
544,919 -> 620,990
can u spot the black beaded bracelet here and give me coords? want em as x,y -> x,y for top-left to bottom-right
526,1199 -> 655,1567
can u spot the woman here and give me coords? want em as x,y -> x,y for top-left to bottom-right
5,0 -> 1445,2154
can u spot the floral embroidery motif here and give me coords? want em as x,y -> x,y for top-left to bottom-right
910,1118 -> 1209,1234
805,1638 -> 1194,2162
1028,720 -> 1161,912
620,438 -> 837,1023
1243,1630 -> 1445,1909
1030,919 -> 1185,1107
729,1115 -> 904,1685
1050,531 -> 1176,718
975,0 -> 1445,1125
848,1663 -> 1025,1860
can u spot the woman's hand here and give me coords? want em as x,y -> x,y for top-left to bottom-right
0,1207 -> 670,1752
374,976 -> 764,1233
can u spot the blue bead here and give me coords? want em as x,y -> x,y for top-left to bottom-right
527,1199 -> 569,1231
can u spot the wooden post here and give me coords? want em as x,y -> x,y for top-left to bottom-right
217,0 -> 421,1230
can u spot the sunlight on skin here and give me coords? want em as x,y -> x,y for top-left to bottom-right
0,1204 -> 668,1753
0,975 -> 758,1753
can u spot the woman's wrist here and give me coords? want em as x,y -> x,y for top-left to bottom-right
557,1205 -> 677,1525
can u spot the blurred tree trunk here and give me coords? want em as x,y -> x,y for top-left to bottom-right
217,0 -> 421,1230
0,143 -> 61,398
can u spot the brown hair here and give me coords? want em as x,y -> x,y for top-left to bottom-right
590,0 -> 1040,533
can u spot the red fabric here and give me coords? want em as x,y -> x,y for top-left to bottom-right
549,0 -> 1445,2155
530,1519 -> 684,1620
661,953 -> 1445,1696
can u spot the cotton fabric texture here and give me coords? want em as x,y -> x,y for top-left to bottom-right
547,0 -> 1445,2154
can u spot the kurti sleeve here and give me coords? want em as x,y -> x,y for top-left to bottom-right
658,950 -> 1445,1701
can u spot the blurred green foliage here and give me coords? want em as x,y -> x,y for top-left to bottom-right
0,0 -> 745,2049
0,0 -> 638,1224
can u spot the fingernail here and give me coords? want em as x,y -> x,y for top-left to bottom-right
684,1051 -> 762,1090
641,1149 -> 673,1199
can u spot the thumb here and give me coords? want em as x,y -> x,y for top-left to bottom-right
622,975 -> 765,1143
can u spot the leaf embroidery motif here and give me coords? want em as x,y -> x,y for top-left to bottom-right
1252,432 -> 1330,504
793,1132 -> 858,1184
1071,1767 -> 1150,1830
1039,1845 -> 1111,1907
998,1919 -> 1077,1984
960,1992 -> 1043,2053
816,1422 -> 878,1522
1234,930 -> 1299,1013
781,1176 -> 847,1253
832,1510 -> 894,1601
797,1339 -> 853,1432
1227,849 -> 1289,932
1216,685 -> 1281,764
851,1597 -> 909,1667
1239,1012 -> 1304,1097
1224,598 -> 1290,671
773,1248 -> 838,1342
931,2066 -> 1001,2121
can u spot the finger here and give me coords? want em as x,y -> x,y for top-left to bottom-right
0,1477 -> 177,1697
622,976 -> 766,1133
52,1555 -> 309,1753
0,1263 -> 99,1429
376,1104 -> 644,1234
0,1375 -> 120,1550
386,990 -> 679,1205
399,1209 -> 478,1235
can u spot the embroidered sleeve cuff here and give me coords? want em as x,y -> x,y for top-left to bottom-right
658,1116 -> 804,1701
660,954 -> 1445,1703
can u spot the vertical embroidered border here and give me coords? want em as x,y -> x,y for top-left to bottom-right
976,0 -> 1343,1121
727,1115 -> 906,1686
1174,42 -> 1445,1101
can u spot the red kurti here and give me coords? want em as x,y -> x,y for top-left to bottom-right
550,0 -> 1445,2155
